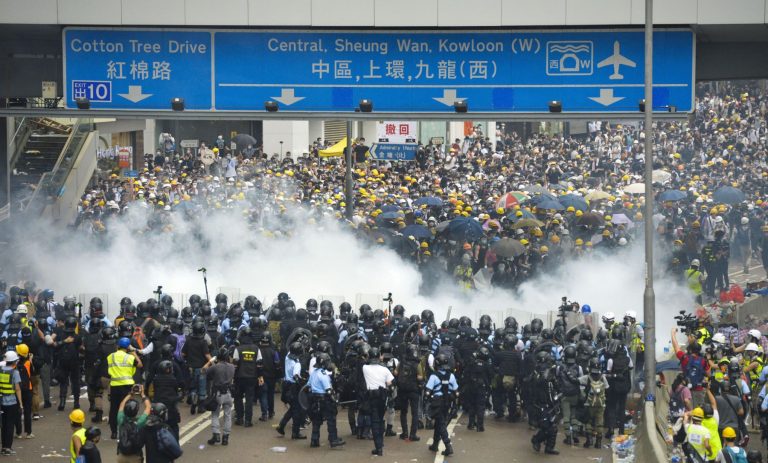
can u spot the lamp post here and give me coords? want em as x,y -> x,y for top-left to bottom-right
642,0 -> 656,399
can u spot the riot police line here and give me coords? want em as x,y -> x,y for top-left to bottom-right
0,286 -> 639,457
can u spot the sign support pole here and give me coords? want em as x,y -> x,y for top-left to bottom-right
345,120 -> 354,220
642,0 -> 656,399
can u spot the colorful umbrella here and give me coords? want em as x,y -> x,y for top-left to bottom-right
495,193 -> 521,210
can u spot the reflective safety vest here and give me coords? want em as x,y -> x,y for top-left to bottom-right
685,423 -> 711,459
686,269 -> 703,295
0,369 -> 13,396
748,356 -> 764,383
628,323 -> 645,353
108,350 -> 136,386
70,427 -> 86,463
695,327 -> 711,344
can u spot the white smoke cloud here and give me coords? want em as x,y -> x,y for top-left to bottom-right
7,204 -> 692,359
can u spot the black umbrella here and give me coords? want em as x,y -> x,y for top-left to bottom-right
233,133 -> 258,149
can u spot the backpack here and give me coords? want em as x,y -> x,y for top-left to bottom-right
118,418 -> 144,455
398,361 -> 419,393
156,424 -> 183,460
685,355 -> 706,388
724,446 -> 748,463
610,354 -> 631,393
668,388 -> 686,419
586,377 -> 606,408
132,326 -> 146,350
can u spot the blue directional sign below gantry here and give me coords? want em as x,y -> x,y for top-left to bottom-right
64,28 -> 694,113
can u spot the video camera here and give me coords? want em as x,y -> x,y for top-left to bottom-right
674,310 -> 697,335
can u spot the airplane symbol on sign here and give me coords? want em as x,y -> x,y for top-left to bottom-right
597,41 -> 636,80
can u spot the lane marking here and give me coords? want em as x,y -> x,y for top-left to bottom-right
179,411 -> 211,436
179,416 -> 214,446
433,410 -> 463,463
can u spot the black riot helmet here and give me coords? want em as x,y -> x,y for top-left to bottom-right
492,328 -> 505,347
295,308 -> 308,322
160,343 -> 174,360
316,340 -> 332,354
165,308 -> 179,322
373,309 -> 384,320
563,345 -> 577,364
540,328 -> 554,341
268,307 -> 282,321
459,316 -> 471,327
137,302 -> 150,319
319,304 -> 333,321
315,352 -> 332,370
215,293 -> 228,305
124,305 -> 137,321
530,318 -> 544,335
393,304 -> 405,318
421,309 -> 435,324
362,310 -> 374,323
580,328 -> 594,342
368,346 -> 381,363
171,319 -> 184,335
504,316 -> 518,332
157,360 -> 173,375
101,326 -> 116,341
346,312 -> 359,325
260,331 -> 272,346
145,298 -> 158,314
90,297 -> 103,309
150,403 -> 168,422
475,346 -> 491,361
418,333 -> 431,347
380,341 -> 393,355
448,318 -> 460,330
314,323 -> 327,338
434,352 -> 451,369
189,294 -> 202,307
160,294 -> 173,308
229,305 -> 244,324
479,314 -> 491,327
88,318 -> 104,334
120,297 -> 133,313
406,344 -> 419,361
305,299 -> 318,313
244,296 -> 262,316
289,341 -> 304,356
250,317 -> 267,332
588,357 -> 602,376
338,301 -> 351,318
118,320 -> 134,337
277,292 -> 290,306
191,321 -> 206,336
359,303 -> 372,315
409,314 -> 420,324
64,316 -> 78,333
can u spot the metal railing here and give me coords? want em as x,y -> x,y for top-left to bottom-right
8,117 -> 32,171
24,119 -> 94,215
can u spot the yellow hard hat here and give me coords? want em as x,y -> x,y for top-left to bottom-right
497,207 -> 505,215
691,407 -> 704,419
575,238 -> 584,246
420,242 -> 429,249
520,239 -> 529,245
15,344 -> 29,357
585,241 -> 593,247
575,210 -> 583,217
533,229 -> 543,237
516,211 -> 523,217
69,409 -> 86,424
722,427 -> 737,439
551,235 -> 561,244
566,206 -> 575,212
602,230 -> 611,237
540,245 -> 549,253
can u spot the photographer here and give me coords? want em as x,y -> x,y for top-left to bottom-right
672,327 -> 711,408
107,337 -> 143,440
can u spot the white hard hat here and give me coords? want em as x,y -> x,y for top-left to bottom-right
3,351 -> 18,363
16,304 -> 27,315
691,259 -> 700,267
714,216 -> 724,223
746,342 -> 759,353
603,312 -> 615,321
618,237 -> 628,246
741,217 -> 749,225
711,333 -> 726,344
749,329 -> 762,340
624,310 -> 637,320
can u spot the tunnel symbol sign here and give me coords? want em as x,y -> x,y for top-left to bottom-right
546,41 -> 593,76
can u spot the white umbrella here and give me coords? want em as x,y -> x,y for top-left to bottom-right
623,183 -> 646,194
652,169 -> 672,183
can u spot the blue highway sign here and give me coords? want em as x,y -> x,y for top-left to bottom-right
64,28 -> 212,110
369,143 -> 418,161
64,28 -> 694,113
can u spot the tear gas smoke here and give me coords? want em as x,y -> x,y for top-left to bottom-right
5,205 -> 691,358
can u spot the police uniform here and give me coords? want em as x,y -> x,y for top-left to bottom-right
308,367 -> 342,447
233,340 -> 260,426
425,368 -> 458,455
362,361 -> 394,455
277,354 -> 306,439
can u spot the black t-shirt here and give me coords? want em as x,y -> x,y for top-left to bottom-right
79,442 -> 102,463
181,336 -> 209,368
54,328 -> 82,366
354,145 -> 369,163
